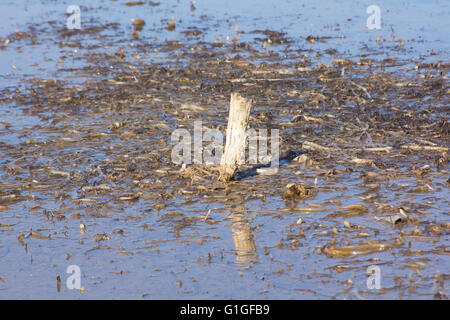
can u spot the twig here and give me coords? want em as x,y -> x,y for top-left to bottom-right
401,144 -> 448,152
302,141 -> 338,152
349,80 -> 372,99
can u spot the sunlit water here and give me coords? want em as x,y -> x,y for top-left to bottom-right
0,0 -> 448,299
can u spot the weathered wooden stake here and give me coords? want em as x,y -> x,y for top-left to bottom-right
219,93 -> 252,183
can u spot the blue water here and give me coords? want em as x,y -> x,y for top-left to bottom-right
0,0 -> 448,299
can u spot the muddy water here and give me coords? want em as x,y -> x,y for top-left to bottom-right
0,0 -> 449,299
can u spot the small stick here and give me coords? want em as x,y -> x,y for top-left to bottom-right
349,80 -> 372,99
302,141 -> 393,153
401,144 -> 448,152
302,141 -> 338,152
219,93 -> 252,182
204,209 -> 211,221
363,146 -> 392,152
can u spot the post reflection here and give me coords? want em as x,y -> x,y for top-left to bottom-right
229,212 -> 257,264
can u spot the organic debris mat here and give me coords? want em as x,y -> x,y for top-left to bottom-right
0,2 -> 448,299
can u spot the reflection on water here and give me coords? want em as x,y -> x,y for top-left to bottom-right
230,212 -> 257,265
0,0 -> 448,300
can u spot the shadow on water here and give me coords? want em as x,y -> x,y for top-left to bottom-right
235,150 -> 305,180
0,0 -> 448,300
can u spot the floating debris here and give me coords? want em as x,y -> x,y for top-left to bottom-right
124,1 -> 146,6
131,19 -> 145,30
322,237 -> 405,258
0,1 -> 447,300
374,214 -> 407,225
283,183 -> 315,201
166,18 -> 176,32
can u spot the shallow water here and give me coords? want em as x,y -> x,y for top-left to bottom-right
0,0 -> 449,299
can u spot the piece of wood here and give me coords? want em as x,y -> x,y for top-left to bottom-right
302,141 -> 337,152
400,144 -> 448,152
219,93 -> 252,182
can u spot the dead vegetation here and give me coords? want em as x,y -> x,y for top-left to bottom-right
0,7 -> 448,299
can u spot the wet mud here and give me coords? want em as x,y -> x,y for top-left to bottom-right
0,0 -> 448,299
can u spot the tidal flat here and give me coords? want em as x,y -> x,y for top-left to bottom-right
0,0 -> 448,299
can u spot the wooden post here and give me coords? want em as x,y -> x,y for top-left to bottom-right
219,93 -> 252,182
